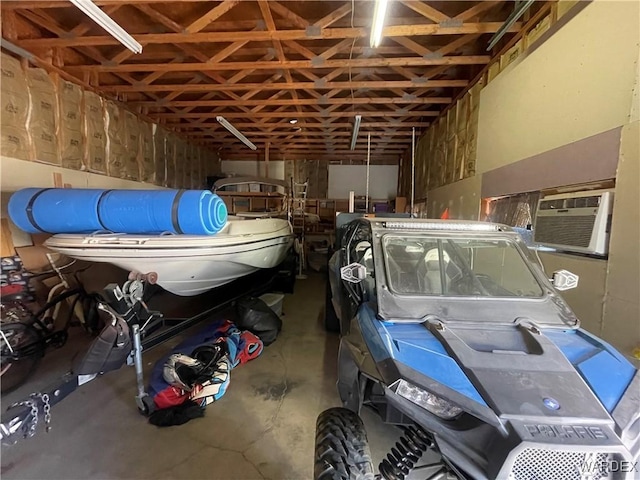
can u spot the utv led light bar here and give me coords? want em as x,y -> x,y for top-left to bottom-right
396,380 -> 463,419
383,222 -> 501,231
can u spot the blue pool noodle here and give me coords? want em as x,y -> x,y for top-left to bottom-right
8,188 -> 228,235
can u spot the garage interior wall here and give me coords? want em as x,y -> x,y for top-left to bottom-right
0,156 -> 163,248
415,0 -> 640,356
0,56 -> 222,248
221,160 -> 286,181
328,165 -> 399,200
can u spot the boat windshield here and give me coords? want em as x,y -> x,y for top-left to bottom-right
383,235 -> 544,298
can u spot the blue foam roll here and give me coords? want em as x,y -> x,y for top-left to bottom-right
8,188 -> 106,234
8,188 -> 228,235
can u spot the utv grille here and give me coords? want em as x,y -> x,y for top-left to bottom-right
509,449 -> 610,480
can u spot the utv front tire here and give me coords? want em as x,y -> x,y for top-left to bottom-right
314,407 -> 374,480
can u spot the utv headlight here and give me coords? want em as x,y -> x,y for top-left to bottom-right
396,380 -> 463,419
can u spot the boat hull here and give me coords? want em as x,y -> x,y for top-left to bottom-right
46,218 -> 294,296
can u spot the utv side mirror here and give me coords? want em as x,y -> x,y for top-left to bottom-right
551,270 -> 579,291
341,263 -> 367,284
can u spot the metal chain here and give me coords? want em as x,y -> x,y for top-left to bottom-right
9,392 -> 52,438
42,394 -> 51,432
26,396 -> 38,438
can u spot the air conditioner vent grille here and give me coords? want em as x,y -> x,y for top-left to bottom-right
534,215 -> 595,247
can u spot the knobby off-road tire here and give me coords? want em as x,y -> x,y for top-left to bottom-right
314,407 -> 375,480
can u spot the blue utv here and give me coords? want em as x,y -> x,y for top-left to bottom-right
316,215 -> 639,480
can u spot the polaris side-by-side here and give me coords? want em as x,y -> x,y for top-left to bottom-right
316,216 -> 639,480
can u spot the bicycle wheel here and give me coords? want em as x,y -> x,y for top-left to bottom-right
0,322 -> 43,394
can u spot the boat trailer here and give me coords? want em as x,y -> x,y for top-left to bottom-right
0,262 -> 294,446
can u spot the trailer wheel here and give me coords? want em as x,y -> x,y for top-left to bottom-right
137,395 -> 156,416
324,277 -> 340,333
314,407 -> 374,480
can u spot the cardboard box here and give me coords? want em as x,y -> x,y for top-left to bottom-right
15,245 -> 53,272
395,197 -> 408,213
0,255 -> 36,301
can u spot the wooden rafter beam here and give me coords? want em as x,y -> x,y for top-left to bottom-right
399,1 -> 451,23
232,148 -> 405,154
210,140 -> 411,149
282,40 -> 317,60
455,1 -> 504,21
179,121 -> 431,129
135,97 -> 452,107
268,2 -> 309,29
109,48 -> 137,65
133,4 -> 183,32
390,36 -> 433,56
68,4 -> 121,36
314,3 -> 352,29
184,0 -> 240,34
319,38 -> 355,60
155,110 -> 439,120
256,0 -> 303,120
2,0 -> 219,7
208,38 -> 253,63
66,55 -> 490,73
437,34 -> 482,56
169,44 -> 259,112
187,130 -> 420,137
15,23 -> 522,48
101,79 -> 468,93
12,9 -> 141,92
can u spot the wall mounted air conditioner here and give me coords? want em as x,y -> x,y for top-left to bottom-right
533,189 -> 614,255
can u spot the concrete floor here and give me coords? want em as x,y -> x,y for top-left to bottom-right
1,272 -> 401,479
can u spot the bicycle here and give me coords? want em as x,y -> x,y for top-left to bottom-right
0,254 -> 102,394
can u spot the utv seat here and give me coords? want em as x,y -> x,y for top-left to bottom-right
386,254 -> 419,294
417,260 -> 443,294
416,256 -> 463,295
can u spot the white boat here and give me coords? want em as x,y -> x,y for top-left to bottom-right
45,217 -> 294,296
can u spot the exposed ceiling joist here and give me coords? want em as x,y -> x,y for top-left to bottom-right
0,0 -> 531,160
14,22 -> 521,48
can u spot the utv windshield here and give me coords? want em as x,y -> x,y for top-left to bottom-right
383,235 -> 544,298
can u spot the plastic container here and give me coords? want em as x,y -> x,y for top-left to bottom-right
259,293 -> 284,318
8,188 -> 227,235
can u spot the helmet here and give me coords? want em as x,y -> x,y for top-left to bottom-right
190,357 -> 231,406
163,353 -> 210,392
191,342 -> 227,368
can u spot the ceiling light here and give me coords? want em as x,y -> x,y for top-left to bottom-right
216,116 -> 257,150
69,0 -> 142,54
289,119 -> 298,124
350,115 -> 362,150
370,0 -> 389,48
487,0 -> 535,51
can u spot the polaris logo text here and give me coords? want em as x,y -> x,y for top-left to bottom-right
524,424 -> 608,440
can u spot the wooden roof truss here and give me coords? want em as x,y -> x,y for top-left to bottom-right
1,0 -> 529,161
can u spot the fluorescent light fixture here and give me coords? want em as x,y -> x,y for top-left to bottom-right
487,0 -> 534,51
216,116 -> 257,151
350,115 -> 362,150
70,0 -> 142,54
370,0 -> 389,48
289,119 -> 298,124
